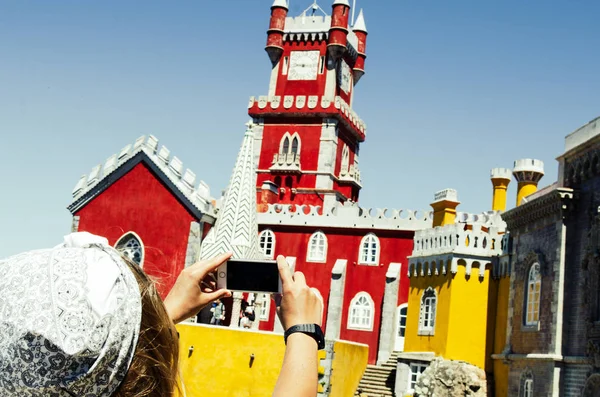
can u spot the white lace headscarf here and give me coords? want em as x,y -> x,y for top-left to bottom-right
0,232 -> 142,396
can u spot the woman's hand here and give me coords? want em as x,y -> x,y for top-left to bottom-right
276,255 -> 323,330
164,253 -> 233,324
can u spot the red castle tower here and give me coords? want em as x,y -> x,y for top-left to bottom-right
251,0 -> 369,211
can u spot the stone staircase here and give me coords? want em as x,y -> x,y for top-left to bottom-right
354,351 -> 399,397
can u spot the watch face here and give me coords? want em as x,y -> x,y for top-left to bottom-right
339,60 -> 352,94
289,50 -> 320,81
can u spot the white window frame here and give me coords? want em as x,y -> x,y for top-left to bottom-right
407,363 -> 428,394
347,292 -> 375,331
358,233 -> 380,266
307,231 -> 328,263
279,132 -> 301,157
258,293 -> 270,321
259,229 -> 276,259
523,379 -> 533,397
340,144 -> 350,175
525,263 -> 541,326
418,287 -> 437,336
115,231 -> 145,267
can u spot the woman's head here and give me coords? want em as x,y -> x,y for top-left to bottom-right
0,232 -> 179,396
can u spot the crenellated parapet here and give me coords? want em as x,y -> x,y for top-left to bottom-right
68,135 -> 215,217
248,95 -> 366,140
408,212 -> 507,280
257,201 -> 431,231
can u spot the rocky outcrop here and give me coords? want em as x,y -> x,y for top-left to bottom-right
414,358 -> 487,397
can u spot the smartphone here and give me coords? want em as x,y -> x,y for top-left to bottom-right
216,259 -> 282,294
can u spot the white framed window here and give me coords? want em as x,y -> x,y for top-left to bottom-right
307,231 -> 328,262
258,293 -> 270,321
520,371 -> 534,397
418,287 -> 437,335
259,230 -> 276,259
408,363 -> 428,394
523,379 -> 533,397
348,292 -> 374,331
115,232 -> 144,267
359,233 -> 380,265
525,263 -> 541,326
279,132 -> 301,158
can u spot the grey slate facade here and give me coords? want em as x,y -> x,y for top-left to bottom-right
499,117 -> 600,397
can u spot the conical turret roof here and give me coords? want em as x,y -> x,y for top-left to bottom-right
200,122 -> 262,260
353,9 -> 367,33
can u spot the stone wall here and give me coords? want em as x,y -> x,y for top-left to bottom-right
413,358 -> 486,397
507,360 -> 555,396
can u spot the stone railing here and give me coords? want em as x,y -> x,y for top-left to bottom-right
248,95 -> 366,139
411,224 -> 503,258
257,201 -> 432,231
271,152 -> 301,172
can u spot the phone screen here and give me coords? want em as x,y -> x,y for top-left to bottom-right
226,260 -> 280,293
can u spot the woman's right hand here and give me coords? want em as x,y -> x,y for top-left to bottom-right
276,255 -> 323,330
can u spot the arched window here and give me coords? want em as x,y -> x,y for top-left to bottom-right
341,144 -> 350,174
291,137 -> 299,156
418,287 -> 437,335
348,292 -> 374,331
359,233 -> 380,265
307,231 -> 328,262
115,232 -> 144,267
282,136 -> 290,154
259,230 -> 276,259
525,263 -> 541,325
520,370 -> 534,397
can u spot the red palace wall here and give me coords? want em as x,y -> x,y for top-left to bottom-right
258,226 -> 414,364
275,41 -> 328,97
75,163 -> 197,298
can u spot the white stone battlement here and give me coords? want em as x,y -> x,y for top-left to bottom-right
70,135 -> 214,215
285,15 -> 331,34
257,202 -> 432,231
513,158 -> 544,175
491,167 -> 512,180
249,95 -> 366,137
408,222 -> 505,279
433,188 -> 458,202
564,116 -> 600,154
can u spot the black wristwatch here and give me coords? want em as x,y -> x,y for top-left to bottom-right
284,324 -> 325,350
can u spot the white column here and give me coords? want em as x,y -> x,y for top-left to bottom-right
377,263 -> 402,365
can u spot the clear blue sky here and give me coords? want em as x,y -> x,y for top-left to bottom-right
0,0 -> 598,258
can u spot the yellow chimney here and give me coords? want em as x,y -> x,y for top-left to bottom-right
431,189 -> 460,227
512,159 -> 544,206
490,168 -> 512,212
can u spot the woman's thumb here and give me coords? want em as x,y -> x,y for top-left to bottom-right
205,288 -> 232,302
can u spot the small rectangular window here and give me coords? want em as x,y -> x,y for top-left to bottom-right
282,57 -> 289,75
319,56 -> 325,74
408,364 -> 427,393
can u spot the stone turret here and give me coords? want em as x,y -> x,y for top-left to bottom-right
512,159 -> 544,206
490,168 -> 512,212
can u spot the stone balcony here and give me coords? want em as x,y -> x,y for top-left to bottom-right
270,152 -> 301,173
339,164 -> 362,187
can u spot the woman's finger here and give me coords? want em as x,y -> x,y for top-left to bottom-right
191,252 -> 232,280
277,256 -> 293,289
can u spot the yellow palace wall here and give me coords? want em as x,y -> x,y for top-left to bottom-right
493,276 -> 511,397
404,264 -> 498,372
175,324 -> 368,397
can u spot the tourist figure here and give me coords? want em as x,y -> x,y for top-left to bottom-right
0,232 -> 323,397
210,299 -> 226,325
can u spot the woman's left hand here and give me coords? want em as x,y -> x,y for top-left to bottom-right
164,253 -> 233,324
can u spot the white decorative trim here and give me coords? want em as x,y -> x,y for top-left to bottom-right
258,229 -> 276,259
257,202 -> 431,231
70,135 -> 214,216
347,292 -> 375,331
524,263 -> 541,327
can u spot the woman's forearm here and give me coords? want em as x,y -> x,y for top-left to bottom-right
273,333 -> 318,397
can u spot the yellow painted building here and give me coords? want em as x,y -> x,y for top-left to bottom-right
395,162 -> 544,396
176,324 -> 368,397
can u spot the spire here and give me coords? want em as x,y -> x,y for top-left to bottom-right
200,121 -> 262,260
353,8 -> 367,33
272,0 -> 288,9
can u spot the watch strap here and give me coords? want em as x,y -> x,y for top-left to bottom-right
284,324 -> 325,350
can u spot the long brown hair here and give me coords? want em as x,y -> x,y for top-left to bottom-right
114,257 -> 180,397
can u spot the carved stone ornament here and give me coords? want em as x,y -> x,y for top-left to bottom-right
271,96 -> 281,109
283,96 -> 294,109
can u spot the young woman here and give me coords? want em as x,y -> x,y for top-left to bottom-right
0,232 -> 323,397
